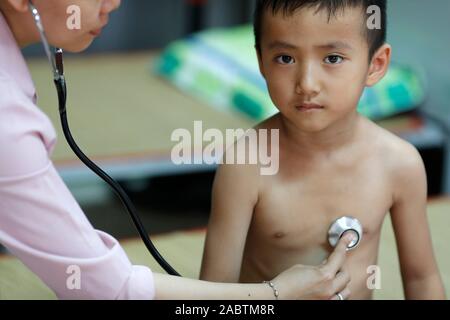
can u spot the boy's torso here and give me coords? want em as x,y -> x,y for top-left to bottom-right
239,114 -> 400,300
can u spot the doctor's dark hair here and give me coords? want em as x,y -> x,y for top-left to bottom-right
253,0 -> 387,59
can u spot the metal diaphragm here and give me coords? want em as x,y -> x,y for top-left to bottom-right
328,216 -> 363,251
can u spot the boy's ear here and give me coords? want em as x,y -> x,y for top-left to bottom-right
366,43 -> 392,87
4,0 -> 29,12
255,46 -> 266,79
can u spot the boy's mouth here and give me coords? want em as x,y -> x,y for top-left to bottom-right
90,23 -> 107,37
90,29 -> 102,37
90,18 -> 109,37
296,103 -> 324,112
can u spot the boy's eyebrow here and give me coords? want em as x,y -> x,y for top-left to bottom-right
315,41 -> 353,51
267,41 -> 298,50
267,40 -> 353,51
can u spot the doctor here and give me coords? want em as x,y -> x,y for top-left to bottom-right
0,0 -> 353,300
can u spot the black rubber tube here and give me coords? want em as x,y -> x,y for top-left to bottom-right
54,77 -> 180,276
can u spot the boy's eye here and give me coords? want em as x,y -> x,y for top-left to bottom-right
324,55 -> 344,64
275,55 -> 295,65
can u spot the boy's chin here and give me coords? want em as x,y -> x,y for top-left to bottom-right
296,123 -> 328,133
291,118 -> 330,133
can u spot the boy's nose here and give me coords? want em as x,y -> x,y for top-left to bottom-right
295,63 -> 320,97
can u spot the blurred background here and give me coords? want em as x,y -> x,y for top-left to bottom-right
1,0 -> 449,299
21,0 -> 450,231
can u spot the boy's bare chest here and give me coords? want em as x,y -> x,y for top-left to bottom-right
252,159 -> 393,251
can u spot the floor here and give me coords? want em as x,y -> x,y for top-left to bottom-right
1,197 -> 449,300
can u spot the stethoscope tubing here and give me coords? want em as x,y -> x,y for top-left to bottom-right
29,0 -> 180,276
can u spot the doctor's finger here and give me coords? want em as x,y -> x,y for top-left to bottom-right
321,234 -> 353,275
332,270 -> 351,294
329,287 -> 351,300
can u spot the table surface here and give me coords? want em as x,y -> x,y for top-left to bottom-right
29,51 -> 253,164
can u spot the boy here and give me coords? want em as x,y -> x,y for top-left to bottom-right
200,0 -> 446,299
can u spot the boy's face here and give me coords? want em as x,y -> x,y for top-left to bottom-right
32,0 -> 121,52
257,6 -> 390,133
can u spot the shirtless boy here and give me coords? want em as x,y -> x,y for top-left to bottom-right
200,0 -> 445,299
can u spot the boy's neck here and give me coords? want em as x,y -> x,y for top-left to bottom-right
279,111 -> 362,158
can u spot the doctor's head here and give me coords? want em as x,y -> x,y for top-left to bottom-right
0,0 -> 121,52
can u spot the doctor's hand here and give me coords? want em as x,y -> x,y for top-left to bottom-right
271,234 -> 354,300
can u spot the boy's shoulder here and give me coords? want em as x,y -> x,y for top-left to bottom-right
368,118 -> 421,160
366,118 -> 425,183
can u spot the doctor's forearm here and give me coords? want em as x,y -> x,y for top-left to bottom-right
153,273 -> 272,300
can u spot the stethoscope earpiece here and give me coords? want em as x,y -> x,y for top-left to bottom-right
328,216 -> 363,251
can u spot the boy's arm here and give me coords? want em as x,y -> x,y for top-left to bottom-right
390,144 -> 446,299
200,161 -> 259,283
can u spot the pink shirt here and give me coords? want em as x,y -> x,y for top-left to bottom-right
0,13 -> 155,300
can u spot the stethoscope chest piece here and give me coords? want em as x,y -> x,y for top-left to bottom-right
328,216 -> 363,251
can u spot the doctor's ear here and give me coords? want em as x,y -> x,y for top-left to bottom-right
365,43 -> 392,87
3,0 -> 30,12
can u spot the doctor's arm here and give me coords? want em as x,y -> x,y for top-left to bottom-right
156,236 -> 353,300
390,145 -> 446,300
0,90 -> 156,300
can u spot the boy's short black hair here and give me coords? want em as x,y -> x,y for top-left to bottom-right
254,0 -> 387,59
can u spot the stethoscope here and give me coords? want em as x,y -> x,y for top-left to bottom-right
29,1 -> 180,276
28,1 -> 362,277
328,216 -> 363,251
